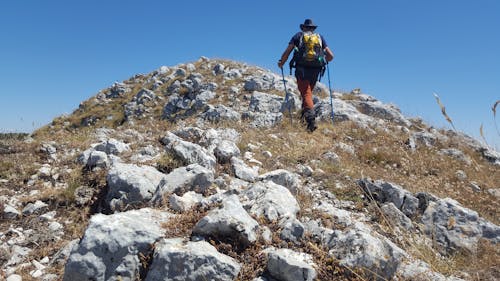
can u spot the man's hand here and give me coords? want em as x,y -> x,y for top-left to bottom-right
278,59 -> 285,69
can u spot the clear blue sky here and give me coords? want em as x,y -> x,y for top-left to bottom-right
1,0 -> 499,147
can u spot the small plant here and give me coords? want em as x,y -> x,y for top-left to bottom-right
156,152 -> 184,173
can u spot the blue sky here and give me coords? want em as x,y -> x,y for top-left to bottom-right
1,0 -> 499,147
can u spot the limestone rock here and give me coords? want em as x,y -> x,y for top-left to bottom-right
242,181 -> 300,222
145,238 -> 241,281
422,197 -> 500,255
63,208 -> 171,281
265,248 -> 316,281
106,163 -> 165,212
193,195 -> 259,247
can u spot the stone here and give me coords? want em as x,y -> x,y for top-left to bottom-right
242,181 -> 300,222
145,238 -> 241,281
151,164 -> 214,205
214,140 -> 241,164
358,179 -> 419,218
380,203 -> 413,231
328,222 -> 405,280
106,163 -> 165,212
3,204 -> 20,219
22,200 -> 49,215
193,195 -> 259,247
63,208 -> 171,281
248,91 -> 283,113
202,104 -> 241,123
162,132 -> 216,170
94,138 -> 130,155
455,170 -> 467,181
231,157 -> 258,182
397,259 -> 465,281
265,248 -> 317,281
6,275 -> 22,281
439,148 -> 472,165
280,218 -> 305,243
421,197 -> 500,255
258,169 -> 301,194
168,191 -> 203,212
74,186 -> 95,207
488,188 -> 500,199
321,151 -> 340,165
87,150 -> 109,168
351,100 -> 411,127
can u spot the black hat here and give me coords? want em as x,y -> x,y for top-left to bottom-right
300,19 -> 317,29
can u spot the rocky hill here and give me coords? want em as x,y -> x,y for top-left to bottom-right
1,57 -> 499,281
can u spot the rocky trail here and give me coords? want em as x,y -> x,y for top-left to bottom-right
1,58 -> 499,281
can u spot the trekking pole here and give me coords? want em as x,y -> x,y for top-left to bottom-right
280,67 -> 293,125
326,62 -> 335,123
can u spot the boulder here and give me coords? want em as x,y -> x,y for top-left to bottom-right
280,217 -> 305,243
358,179 -> 419,218
3,204 -> 21,219
145,238 -> 241,281
328,222 -> 406,280
380,203 -> 413,231
106,163 -> 165,212
231,157 -> 258,182
258,169 -> 301,194
63,208 -> 171,281
151,164 -> 214,205
422,197 -> 500,255
248,91 -> 283,113
162,132 -> 216,170
439,148 -> 472,165
22,200 -> 49,215
94,138 -> 130,155
202,104 -> 241,123
193,195 -> 259,247
264,248 -> 317,281
242,112 -> 283,128
351,100 -> 411,127
242,181 -> 300,222
214,140 -> 241,164
168,191 -> 204,212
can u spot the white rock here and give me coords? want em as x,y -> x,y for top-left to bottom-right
168,191 -> 203,212
106,163 -> 165,212
151,164 -> 214,205
3,204 -> 20,219
265,248 -> 317,281
231,157 -> 258,182
22,200 -> 49,215
193,195 -> 259,246
242,181 -> 300,222
145,238 -> 241,281
6,274 -> 22,281
258,169 -> 301,194
63,208 -> 172,281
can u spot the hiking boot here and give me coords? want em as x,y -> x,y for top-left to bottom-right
304,109 -> 317,132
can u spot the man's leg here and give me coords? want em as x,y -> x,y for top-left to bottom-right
297,79 -> 317,132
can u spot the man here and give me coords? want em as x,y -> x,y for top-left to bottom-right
278,19 -> 334,132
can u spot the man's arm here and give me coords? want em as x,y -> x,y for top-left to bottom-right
278,44 -> 295,68
324,47 -> 334,62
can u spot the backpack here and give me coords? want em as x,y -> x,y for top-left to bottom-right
290,31 -> 326,69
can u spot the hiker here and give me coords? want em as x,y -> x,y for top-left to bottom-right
278,19 -> 334,132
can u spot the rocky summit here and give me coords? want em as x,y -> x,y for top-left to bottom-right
1,57 -> 499,281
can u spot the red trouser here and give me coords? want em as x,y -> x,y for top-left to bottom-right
297,78 -> 317,110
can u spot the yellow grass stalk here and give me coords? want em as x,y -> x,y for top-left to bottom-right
493,100 -> 500,137
433,93 -> 456,131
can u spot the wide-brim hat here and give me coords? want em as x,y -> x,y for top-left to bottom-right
300,19 -> 317,29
